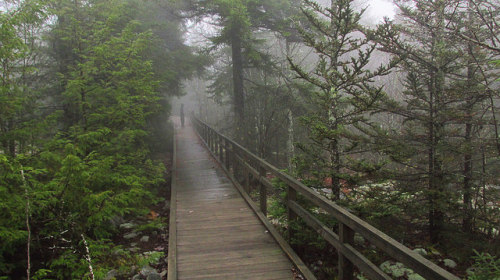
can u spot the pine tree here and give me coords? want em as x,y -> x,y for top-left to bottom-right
289,0 -> 393,199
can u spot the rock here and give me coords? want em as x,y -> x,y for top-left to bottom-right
112,248 -> 125,256
413,248 -> 427,256
110,216 -> 125,228
140,265 -> 156,277
104,269 -> 118,280
146,272 -> 162,280
354,233 -> 365,244
151,231 -> 158,237
443,259 -> 457,268
130,242 -> 138,247
131,274 -> 142,280
160,270 -> 167,277
128,247 -> 140,253
124,232 -> 138,239
120,222 -> 136,230
408,274 -> 425,280
140,235 -> 150,243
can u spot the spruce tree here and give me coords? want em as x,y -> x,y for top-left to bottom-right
289,0 -> 393,199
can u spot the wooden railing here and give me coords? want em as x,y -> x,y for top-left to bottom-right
192,117 -> 459,280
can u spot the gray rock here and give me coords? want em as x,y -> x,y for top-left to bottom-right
413,248 -> 427,256
128,247 -> 140,253
151,231 -> 158,237
120,222 -> 136,229
110,216 -> 125,228
131,274 -> 142,280
104,269 -> 118,280
140,235 -> 150,243
443,259 -> 457,268
408,274 -> 425,280
140,265 -> 156,277
124,232 -> 138,239
146,272 -> 162,280
160,270 -> 167,277
112,248 -> 125,256
354,233 -> 365,244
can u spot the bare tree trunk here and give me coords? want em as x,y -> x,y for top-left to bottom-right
287,109 -> 294,172
231,29 -> 245,135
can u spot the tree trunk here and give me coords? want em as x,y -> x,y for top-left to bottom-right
287,109 -> 294,172
231,29 -> 245,132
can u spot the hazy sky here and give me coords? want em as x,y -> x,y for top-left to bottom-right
362,0 -> 397,23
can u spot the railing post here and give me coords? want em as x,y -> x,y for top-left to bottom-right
259,165 -> 267,215
211,129 -> 214,151
219,136 -> 223,162
232,145 -> 238,176
214,132 -> 219,157
287,186 -> 297,243
245,169 -> 250,193
207,127 -> 211,149
339,223 -> 354,280
225,141 -> 230,171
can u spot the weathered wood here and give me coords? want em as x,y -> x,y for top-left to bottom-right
288,201 -> 391,280
192,117 -> 460,280
287,186 -> 297,244
172,121 -> 294,280
339,223 -> 355,280
259,165 -> 267,215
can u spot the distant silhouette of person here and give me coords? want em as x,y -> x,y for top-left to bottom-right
180,104 -> 185,128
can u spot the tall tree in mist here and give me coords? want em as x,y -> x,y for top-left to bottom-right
175,0 -> 300,134
0,0 -> 200,278
375,0 -> 500,243
289,0 -> 393,199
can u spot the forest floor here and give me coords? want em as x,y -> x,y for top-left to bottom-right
107,151 -> 172,280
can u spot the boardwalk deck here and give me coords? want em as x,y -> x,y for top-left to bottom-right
170,120 -> 294,280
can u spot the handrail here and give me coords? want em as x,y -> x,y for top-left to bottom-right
191,116 -> 459,280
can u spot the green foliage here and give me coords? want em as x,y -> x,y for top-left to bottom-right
468,250 -> 500,280
290,0 -> 393,200
135,218 -> 166,234
0,0 -> 198,278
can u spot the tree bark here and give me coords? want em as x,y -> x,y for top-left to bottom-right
231,28 -> 245,130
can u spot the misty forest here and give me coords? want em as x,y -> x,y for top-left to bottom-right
1,0 -> 499,279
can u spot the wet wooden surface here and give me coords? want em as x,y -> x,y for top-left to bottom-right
173,120 -> 293,280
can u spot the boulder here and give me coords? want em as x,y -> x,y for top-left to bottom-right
443,259 -> 457,268
119,222 -> 136,230
146,273 -> 162,280
124,232 -> 138,239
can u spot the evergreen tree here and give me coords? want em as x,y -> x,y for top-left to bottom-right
375,0 -> 500,243
289,0 -> 393,199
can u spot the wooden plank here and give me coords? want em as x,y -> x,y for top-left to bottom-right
177,239 -> 276,254
177,246 -> 285,262
178,268 -> 293,280
178,260 -> 292,278
177,223 -> 265,237
176,219 -> 261,231
219,165 -> 316,280
175,121 -> 294,280
177,230 -> 274,245
177,255 -> 292,272
194,117 -> 459,280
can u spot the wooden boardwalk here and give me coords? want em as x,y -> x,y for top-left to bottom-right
170,120 -> 294,279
